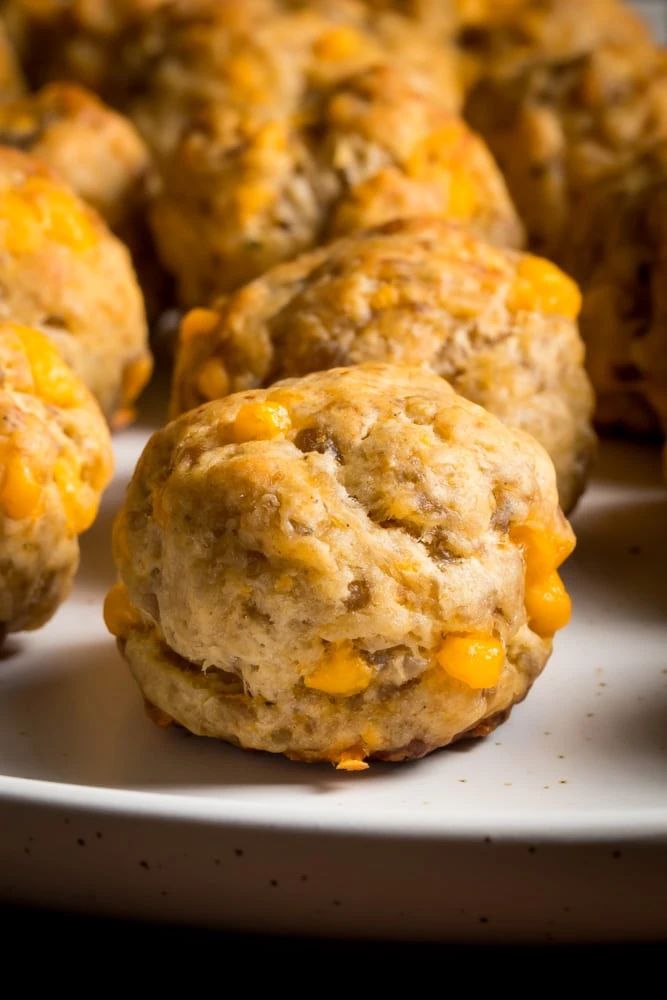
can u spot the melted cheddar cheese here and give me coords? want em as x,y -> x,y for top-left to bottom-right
304,643 -> 373,696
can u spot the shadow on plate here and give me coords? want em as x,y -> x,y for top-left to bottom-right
588,688 -> 667,770
0,638 -> 434,792
591,440 -> 663,489
567,495 -> 667,623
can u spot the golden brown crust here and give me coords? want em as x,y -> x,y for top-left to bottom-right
0,320 -> 113,635
150,64 -> 520,303
0,82 -> 151,233
82,0 -> 480,304
563,143 -> 667,437
171,218 -> 594,511
464,0 -> 667,259
0,81 -> 168,321
372,706 -> 513,761
0,147 -> 151,421
112,363 -> 573,765
131,1 -> 462,154
2,1 -> 460,123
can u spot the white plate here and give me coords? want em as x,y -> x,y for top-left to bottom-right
1,395 -> 666,942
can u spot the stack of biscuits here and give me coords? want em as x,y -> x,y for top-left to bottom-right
0,0 -> 662,769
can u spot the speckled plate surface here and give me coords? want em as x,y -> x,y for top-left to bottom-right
1,391 -> 666,941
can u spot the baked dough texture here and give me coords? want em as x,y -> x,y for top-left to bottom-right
0,147 -> 151,423
0,81 -> 166,320
563,144 -> 667,438
464,0 -> 667,259
0,82 -> 150,235
171,219 -> 594,511
0,321 -> 112,638
151,64 -> 521,303
5,0 -> 461,120
3,2 -> 518,305
2,1 -> 461,133
110,363 -> 575,767
129,0 -> 462,156
18,0 -> 512,305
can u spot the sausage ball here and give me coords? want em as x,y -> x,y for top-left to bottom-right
0,82 -> 150,235
2,1 -> 461,130
171,219 -> 593,511
1,321 -> 112,638
464,0 -> 667,258
0,81 -> 168,320
563,143 -> 667,439
151,65 -> 521,303
107,364 -> 575,768
130,0 -> 462,155
0,148 -> 151,423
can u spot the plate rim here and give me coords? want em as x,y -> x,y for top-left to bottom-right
2,772 -> 666,843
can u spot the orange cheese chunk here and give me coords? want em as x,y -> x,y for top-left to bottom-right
370,283 -> 400,310
437,632 -> 505,689
405,122 -> 469,179
1,450 -> 42,519
336,757 -> 369,772
196,356 -> 230,401
103,582 -> 144,639
0,177 -> 97,255
234,181 -> 274,221
525,571 -> 572,638
253,121 -> 287,153
304,643 -> 372,697
446,170 -> 478,218
180,308 -> 219,343
224,52 -> 267,101
120,355 -> 152,408
511,523 -> 575,581
13,324 -> 85,408
54,451 -> 98,534
404,125 -> 479,220
314,26 -> 363,61
361,723 -> 381,751
233,400 -> 291,442
512,523 -> 574,637
509,256 -> 582,319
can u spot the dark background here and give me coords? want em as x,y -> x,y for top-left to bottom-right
1,903 -> 664,965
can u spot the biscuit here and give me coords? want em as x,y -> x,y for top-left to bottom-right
151,65 -> 521,303
171,219 -> 594,511
0,321 -> 112,637
563,143 -> 667,438
0,147 -> 151,423
0,82 -> 150,234
109,363 -> 575,767
464,0 -> 667,259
